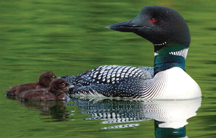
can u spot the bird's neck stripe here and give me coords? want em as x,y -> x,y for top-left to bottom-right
154,48 -> 189,59
169,48 -> 188,59
154,41 -> 167,46
154,52 -> 159,56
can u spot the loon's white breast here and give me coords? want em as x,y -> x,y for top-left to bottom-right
142,67 -> 201,99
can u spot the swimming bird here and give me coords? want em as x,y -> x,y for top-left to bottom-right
20,79 -> 71,101
62,6 -> 201,99
6,72 -> 57,96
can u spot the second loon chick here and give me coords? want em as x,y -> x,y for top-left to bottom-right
20,79 -> 71,101
62,6 -> 201,99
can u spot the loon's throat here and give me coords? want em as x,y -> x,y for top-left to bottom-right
153,44 -> 188,75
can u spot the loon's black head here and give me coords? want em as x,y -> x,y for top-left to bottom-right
106,6 -> 190,49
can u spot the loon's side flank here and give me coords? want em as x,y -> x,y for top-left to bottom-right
61,6 -> 201,99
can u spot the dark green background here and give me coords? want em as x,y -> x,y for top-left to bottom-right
1,0 -> 216,137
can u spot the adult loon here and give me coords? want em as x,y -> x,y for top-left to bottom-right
62,6 -> 201,99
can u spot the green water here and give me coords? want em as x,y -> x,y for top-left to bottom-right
1,0 -> 216,137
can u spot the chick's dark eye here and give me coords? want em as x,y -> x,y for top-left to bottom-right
61,83 -> 65,87
150,18 -> 156,23
52,76 -> 56,78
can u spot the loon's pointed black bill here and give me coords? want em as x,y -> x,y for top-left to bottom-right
106,20 -> 141,32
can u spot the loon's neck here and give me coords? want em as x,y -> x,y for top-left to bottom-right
153,43 -> 188,75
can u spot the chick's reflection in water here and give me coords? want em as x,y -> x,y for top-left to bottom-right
70,97 -> 201,138
7,96 -> 70,122
21,101 -> 70,122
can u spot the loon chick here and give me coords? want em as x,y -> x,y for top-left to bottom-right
62,6 -> 201,99
6,72 -> 57,96
20,79 -> 71,101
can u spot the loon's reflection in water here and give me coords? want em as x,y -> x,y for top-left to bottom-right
69,97 -> 201,138
7,95 -> 201,137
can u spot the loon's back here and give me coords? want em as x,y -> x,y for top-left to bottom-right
64,65 -> 153,97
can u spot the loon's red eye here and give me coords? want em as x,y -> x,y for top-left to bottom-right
150,18 -> 156,23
